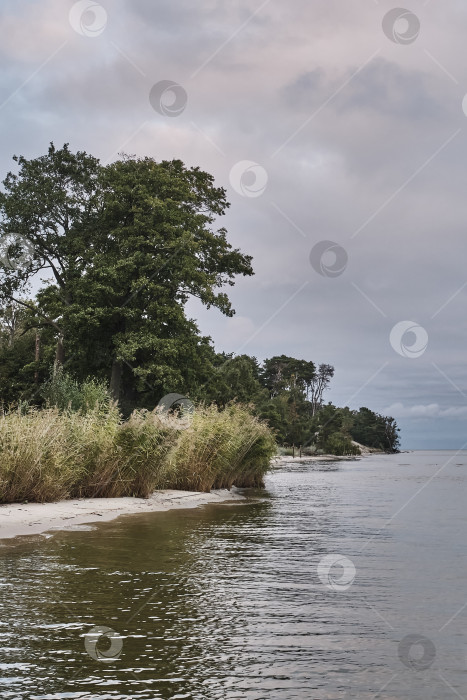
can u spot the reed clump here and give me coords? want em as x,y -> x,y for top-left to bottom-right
0,402 -> 276,504
165,403 -> 276,492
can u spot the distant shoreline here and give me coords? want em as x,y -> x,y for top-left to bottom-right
273,454 -> 363,464
273,442 -> 389,464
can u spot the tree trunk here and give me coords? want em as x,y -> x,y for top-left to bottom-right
110,359 -> 122,403
34,331 -> 41,384
55,334 -> 64,368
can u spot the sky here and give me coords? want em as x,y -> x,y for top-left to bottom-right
1,0 -> 467,448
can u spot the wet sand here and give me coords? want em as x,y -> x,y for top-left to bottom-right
0,488 -> 244,541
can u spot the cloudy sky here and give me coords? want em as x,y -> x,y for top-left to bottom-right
1,0 -> 467,448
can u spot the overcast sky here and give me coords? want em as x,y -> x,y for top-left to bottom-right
1,0 -> 467,448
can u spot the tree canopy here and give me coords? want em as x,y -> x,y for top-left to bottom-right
0,144 -> 253,409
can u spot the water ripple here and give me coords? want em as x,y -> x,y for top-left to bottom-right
0,451 -> 466,699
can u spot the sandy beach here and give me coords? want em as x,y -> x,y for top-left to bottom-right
272,454 -> 361,465
0,488 -> 245,541
272,443 -> 385,465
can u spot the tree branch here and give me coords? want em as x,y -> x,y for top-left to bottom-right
9,296 -> 62,333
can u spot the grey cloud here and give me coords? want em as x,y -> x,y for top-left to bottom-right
284,59 -> 443,121
385,403 -> 467,418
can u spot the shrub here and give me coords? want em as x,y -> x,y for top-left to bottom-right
324,432 -> 360,456
41,367 -> 111,415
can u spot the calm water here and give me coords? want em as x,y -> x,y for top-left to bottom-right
1,451 -> 466,699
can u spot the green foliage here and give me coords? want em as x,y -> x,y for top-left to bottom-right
0,329 -> 37,405
322,432 -> 360,457
0,146 -> 253,409
308,403 -> 399,454
350,406 -> 400,452
0,143 -> 101,305
247,366 -> 400,454
202,354 -> 267,407
261,355 -> 316,398
41,367 -> 111,415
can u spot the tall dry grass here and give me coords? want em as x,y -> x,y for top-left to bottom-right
0,403 -> 276,503
168,404 -> 275,492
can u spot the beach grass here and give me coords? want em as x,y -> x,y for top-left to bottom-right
0,402 -> 276,503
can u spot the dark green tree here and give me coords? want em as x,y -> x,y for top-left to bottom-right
0,301 -> 55,404
74,155 -> 253,403
202,354 -> 266,407
350,407 -> 400,452
260,355 -> 316,398
0,147 -> 253,408
0,143 -> 101,364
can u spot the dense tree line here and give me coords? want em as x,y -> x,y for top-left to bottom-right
202,354 -> 399,453
0,145 -> 400,453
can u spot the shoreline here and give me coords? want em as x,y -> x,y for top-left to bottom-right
272,450 -> 385,464
273,454 -> 361,464
0,452 -> 389,542
0,488 -> 245,542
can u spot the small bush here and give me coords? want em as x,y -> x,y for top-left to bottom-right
324,432 -> 361,456
41,367 -> 111,415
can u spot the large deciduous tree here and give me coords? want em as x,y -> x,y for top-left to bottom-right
261,355 -> 316,399
0,145 -> 253,407
0,143 -> 101,364
308,363 -> 335,415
